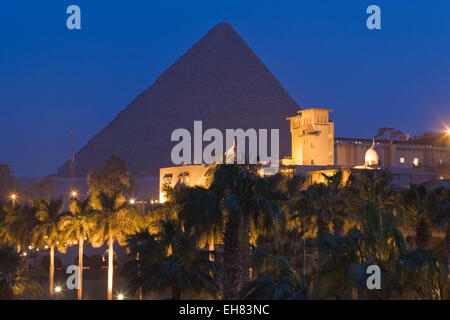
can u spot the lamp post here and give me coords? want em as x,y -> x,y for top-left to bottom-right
71,190 -> 78,198
129,198 -> 157,215
10,193 -> 17,205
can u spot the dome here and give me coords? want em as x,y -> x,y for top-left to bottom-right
365,140 -> 379,166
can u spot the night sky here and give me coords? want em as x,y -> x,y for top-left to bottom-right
1,0 -> 449,177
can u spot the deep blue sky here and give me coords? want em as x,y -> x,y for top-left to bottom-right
1,0 -> 449,177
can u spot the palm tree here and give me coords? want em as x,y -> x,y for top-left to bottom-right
345,169 -> 395,235
397,184 -> 445,249
206,164 -> 284,298
32,198 -> 65,296
430,187 -> 450,264
0,244 -> 43,299
293,183 -> 335,235
90,192 -> 143,300
311,201 -> 448,299
0,203 -> 39,252
58,197 -> 94,300
239,255 -> 306,300
121,229 -> 159,299
122,221 -> 218,299
177,186 -> 223,261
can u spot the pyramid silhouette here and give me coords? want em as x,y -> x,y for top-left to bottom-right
57,23 -> 299,180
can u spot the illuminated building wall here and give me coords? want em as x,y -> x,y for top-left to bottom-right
286,108 -> 334,166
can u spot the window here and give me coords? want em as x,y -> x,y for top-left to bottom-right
399,157 -> 405,164
163,174 -> 173,184
413,158 -> 419,167
439,159 -> 443,165
179,172 -> 190,184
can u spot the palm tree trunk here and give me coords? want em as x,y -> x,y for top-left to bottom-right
49,245 -> 54,296
137,252 -> 143,300
239,214 -> 251,287
377,203 -> 383,236
317,216 -> 328,234
171,284 -> 181,300
222,216 -> 240,299
208,233 -> 215,262
446,224 -> 450,264
415,218 -> 431,249
303,235 -> 307,279
78,238 -> 84,300
107,235 -> 114,300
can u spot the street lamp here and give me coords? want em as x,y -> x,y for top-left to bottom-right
117,293 -> 125,300
129,198 -> 136,205
10,193 -> 17,205
71,190 -> 78,198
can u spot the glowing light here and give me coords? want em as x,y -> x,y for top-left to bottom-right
129,198 -> 136,205
71,190 -> 78,198
28,245 -> 33,250
117,293 -> 125,300
22,252 -> 27,256
10,193 -> 18,204
446,128 -> 450,135
55,286 -> 62,293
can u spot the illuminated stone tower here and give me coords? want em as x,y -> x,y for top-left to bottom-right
287,108 -> 334,165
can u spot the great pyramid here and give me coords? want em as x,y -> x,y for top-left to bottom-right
57,23 -> 299,182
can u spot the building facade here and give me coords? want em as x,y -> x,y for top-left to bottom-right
160,107 -> 449,201
285,108 -> 334,166
335,138 -> 448,170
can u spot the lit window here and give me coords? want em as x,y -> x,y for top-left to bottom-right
439,159 -> 443,165
163,174 -> 173,184
400,157 -> 405,164
413,158 -> 419,167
